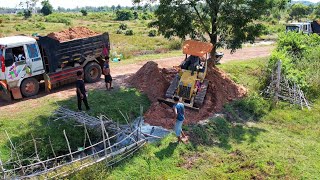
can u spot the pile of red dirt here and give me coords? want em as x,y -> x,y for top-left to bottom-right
47,27 -> 99,42
127,61 -> 174,102
128,61 -> 247,129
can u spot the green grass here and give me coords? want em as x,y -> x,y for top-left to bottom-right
66,57 -> 320,179
0,13 -> 181,60
0,88 -> 150,162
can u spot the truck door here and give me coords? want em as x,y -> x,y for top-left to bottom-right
4,46 -> 28,85
25,43 -> 45,75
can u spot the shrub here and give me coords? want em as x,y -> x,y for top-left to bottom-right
269,32 -> 320,98
23,10 -> 32,19
119,23 -> 127,30
167,40 -> 182,50
116,29 -> 123,34
45,14 -> 72,25
125,29 -> 134,36
148,29 -> 157,37
80,9 -> 88,16
115,10 -> 133,21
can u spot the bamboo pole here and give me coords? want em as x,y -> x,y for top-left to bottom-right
63,130 -> 73,161
5,130 -> 25,175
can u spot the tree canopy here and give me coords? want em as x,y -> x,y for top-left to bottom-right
41,0 -> 53,16
134,0 -> 288,58
289,3 -> 310,21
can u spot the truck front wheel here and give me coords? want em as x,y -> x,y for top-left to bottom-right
21,78 -> 39,97
84,62 -> 102,83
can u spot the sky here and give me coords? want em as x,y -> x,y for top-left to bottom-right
0,0 -> 135,9
0,0 -> 319,9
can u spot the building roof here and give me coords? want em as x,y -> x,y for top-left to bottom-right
0,36 -> 36,48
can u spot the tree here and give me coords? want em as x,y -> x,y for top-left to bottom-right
19,0 -> 39,18
80,9 -> 88,16
134,0 -> 285,64
40,0 -> 53,16
115,10 -> 133,21
289,3 -> 309,21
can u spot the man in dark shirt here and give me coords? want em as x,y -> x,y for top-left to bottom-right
76,71 -> 90,111
103,56 -> 113,91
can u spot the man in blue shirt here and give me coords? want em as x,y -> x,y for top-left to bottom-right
173,96 -> 186,143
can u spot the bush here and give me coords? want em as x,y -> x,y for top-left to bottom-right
119,23 -> 127,30
45,14 -> 72,25
116,29 -> 123,34
148,29 -> 157,37
23,10 -> 32,19
167,40 -> 182,50
269,32 -> 320,98
115,10 -> 133,21
80,9 -> 88,16
125,29 -> 134,36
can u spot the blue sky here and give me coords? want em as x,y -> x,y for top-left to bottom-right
0,0 -> 319,9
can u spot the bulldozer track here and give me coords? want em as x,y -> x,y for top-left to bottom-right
194,80 -> 209,107
165,75 -> 180,98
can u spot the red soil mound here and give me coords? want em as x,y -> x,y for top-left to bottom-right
47,27 -> 99,42
129,61 -> 247,129
128,61 -> 173,102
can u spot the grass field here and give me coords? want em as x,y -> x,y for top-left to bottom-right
0,88 -> 150,161
0,13 -> 181,60
64,58 -> 320,179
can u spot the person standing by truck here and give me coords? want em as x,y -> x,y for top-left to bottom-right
76,71 -> 90,111
103,56 -> 113,91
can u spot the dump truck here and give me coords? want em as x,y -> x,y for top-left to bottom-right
285,21 -> 320,35
159,40 -> 214,110
0,33 -> 110,101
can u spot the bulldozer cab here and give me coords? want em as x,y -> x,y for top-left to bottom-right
159,40 -> 213,111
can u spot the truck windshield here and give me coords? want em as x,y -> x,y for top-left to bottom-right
286,26 -> 300,32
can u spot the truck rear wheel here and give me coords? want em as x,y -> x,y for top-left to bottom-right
21,78 -> 39,97
84,62 -> 102,83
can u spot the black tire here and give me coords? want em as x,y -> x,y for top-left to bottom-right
21,78 -> 39,97
84,62 -> 102,83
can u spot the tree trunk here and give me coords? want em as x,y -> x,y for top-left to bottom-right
208,30 -> 218,67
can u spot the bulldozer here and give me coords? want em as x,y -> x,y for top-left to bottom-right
158,40 -> 214,110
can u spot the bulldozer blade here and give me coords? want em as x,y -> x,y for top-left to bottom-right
157,98 -> 200,111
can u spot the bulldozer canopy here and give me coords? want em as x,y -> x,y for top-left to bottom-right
183,40 -> 214,57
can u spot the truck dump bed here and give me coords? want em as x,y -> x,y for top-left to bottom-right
37,32 -> 110,73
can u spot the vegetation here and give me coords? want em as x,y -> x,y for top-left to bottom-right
289,3 -> 310,21
80,9 -> 88,16
269,32 -> 320,98
135,0 -> 282,57
67,57 -> 320,179
0,13 -> 181,59
40,0 -> 53,16
0,88 -> 150,161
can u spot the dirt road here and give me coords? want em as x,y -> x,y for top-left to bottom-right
112,46 -> 273,76
0,46 -> 273,109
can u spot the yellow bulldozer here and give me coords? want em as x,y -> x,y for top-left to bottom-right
159,40 -> 214,110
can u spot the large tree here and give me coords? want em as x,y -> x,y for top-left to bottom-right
289,3 -> 310,21
134,0 -> 287,62
40,0 -> 53,16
